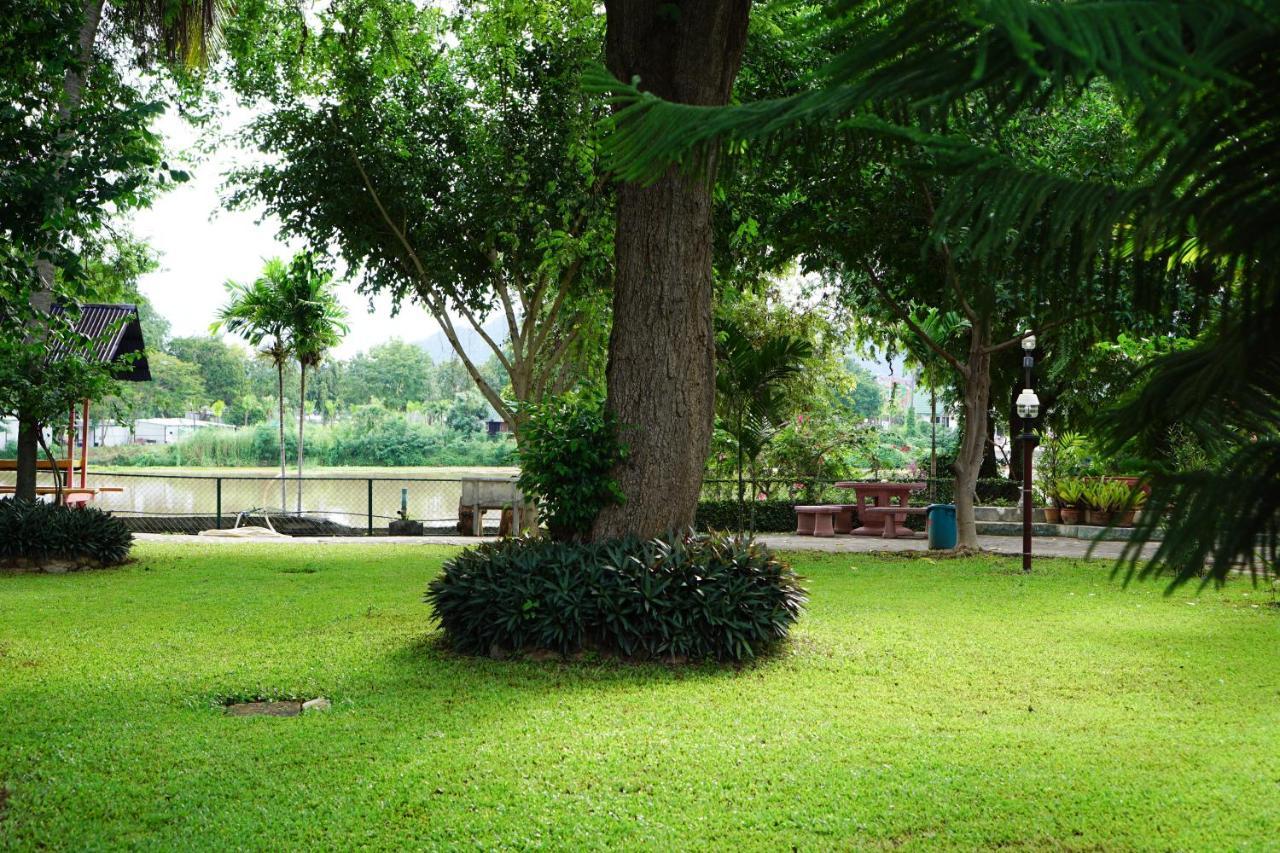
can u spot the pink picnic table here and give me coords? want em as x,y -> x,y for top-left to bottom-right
835,481 -> 926,537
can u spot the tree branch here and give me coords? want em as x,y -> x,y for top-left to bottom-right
983,309 -> 1104,354
345,139 -> 513,418
491,254 -> 521,360
529,258 -> 583,360
455,300 -> 515,377
860,261 -> 969,378
347,146 -> 433,285
920,181 -> 980,325
426,294 -> 512,424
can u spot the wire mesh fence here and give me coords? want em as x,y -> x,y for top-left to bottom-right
1,469 -> 1023,536
0,470 -> 512,536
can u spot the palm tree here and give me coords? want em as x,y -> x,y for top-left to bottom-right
213,262 -> 292,512
279,253 -> 347,513
715,317 -> 813,534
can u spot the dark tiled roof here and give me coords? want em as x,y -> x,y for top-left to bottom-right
47,303 -> 151,382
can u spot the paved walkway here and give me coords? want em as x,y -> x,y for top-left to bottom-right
134,531 -> 1157,561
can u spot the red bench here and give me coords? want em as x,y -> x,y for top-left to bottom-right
859,505 -> 926,539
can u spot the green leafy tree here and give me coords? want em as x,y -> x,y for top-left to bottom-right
843,362 -> 885,423
118,351 -> 205,418
166,336 -> 250,416
223,0 -> 612,435
594,0 -> 1279,575
516,391 -> 626,541
445,393 -> 489,436
0,0 -> 214,497
339,341 -> 437,411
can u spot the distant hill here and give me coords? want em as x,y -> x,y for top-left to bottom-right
415,314 -> 509,364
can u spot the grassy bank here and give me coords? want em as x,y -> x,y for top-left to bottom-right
86,419 -> 517,468
0,544 -> 1276,848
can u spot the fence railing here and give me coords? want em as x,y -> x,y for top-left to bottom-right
0,470 -> 506,536
699,477 -> 1022,506
1,469 -> 1023,536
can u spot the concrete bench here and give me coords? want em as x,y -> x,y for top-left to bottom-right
830,504 -> 857,534
859,505 -> 926,539
795,505 -> 840,537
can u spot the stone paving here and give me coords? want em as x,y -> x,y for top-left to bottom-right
135,530 -> 1158,561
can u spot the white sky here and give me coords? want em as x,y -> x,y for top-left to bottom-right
131,103 -> 442,358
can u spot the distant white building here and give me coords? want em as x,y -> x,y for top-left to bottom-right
911,391 -> 958,430
133,417 -> 236,445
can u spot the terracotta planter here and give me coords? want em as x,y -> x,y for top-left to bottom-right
1060,507 -> 1082,524
1114,510 -> 1136,528
1086,509 -> 1113,526
1043,507 -> 1062,524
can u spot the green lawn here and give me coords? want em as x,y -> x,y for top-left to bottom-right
1,544 -> 1276,850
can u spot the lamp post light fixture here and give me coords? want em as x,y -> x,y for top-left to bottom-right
1017,333 -> 1041,573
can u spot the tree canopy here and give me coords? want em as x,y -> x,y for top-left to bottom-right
592,0 -> 1278,576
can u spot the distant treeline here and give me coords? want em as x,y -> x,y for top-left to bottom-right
92,416 -> 516,468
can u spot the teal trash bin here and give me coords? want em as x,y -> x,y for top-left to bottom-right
926,504 -> 957,550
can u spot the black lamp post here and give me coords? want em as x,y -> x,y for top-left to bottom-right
1015,334 -> 1041,573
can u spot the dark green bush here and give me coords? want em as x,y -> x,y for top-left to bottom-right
516,391 -> 626,540
696,500 -> 799,533
426,531 -> 807,662
0,499 -> 133,565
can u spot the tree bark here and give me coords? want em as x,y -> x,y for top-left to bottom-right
15,417 -> 41,500
952,322 -> 992,550
277,361 -> 287,512
297,364 -> 306,514
592,0 -> 752,540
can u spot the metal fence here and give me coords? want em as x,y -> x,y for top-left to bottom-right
699,477 -> 1021,506
0,470 -> 507,536
1,469 -> 1022,536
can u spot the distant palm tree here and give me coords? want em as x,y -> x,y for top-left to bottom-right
715,317 -> 813,534
279,253 -> 347,513
213,261 -> 292,512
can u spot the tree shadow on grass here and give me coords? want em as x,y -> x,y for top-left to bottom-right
385,630 -> 800,693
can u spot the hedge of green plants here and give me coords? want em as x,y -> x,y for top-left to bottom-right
89,418 -> 516,468
426,532 -> 807,662
695,500 -> 800,533
0,499 -> 133,567
694,478 -> 1023,533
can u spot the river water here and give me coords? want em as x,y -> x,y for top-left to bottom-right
0,465 -> 520,529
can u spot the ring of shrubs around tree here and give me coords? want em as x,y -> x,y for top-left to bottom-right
0,499 -> 134,572
427,531 -> 807,663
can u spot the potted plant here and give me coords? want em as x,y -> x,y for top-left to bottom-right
1114,485 -> 1147,528
1043,484 -> 1062,524
1036,468 -> 1062,523
1082,479 -> 1109,526
1085,479 -> 1130,526
1057,477 -> 1085,524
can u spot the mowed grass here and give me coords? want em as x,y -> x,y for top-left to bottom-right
0,543 -> 1276,850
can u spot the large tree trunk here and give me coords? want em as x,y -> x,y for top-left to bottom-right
14,417 -> 41,501
15,0 -> 106,499
592,0 -> 752,540
952,322 -> 993,550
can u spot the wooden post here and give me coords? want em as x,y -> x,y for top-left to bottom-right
79,399 -> 89,489
1022,434 -> 1034,573
65,406 -> 74,493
